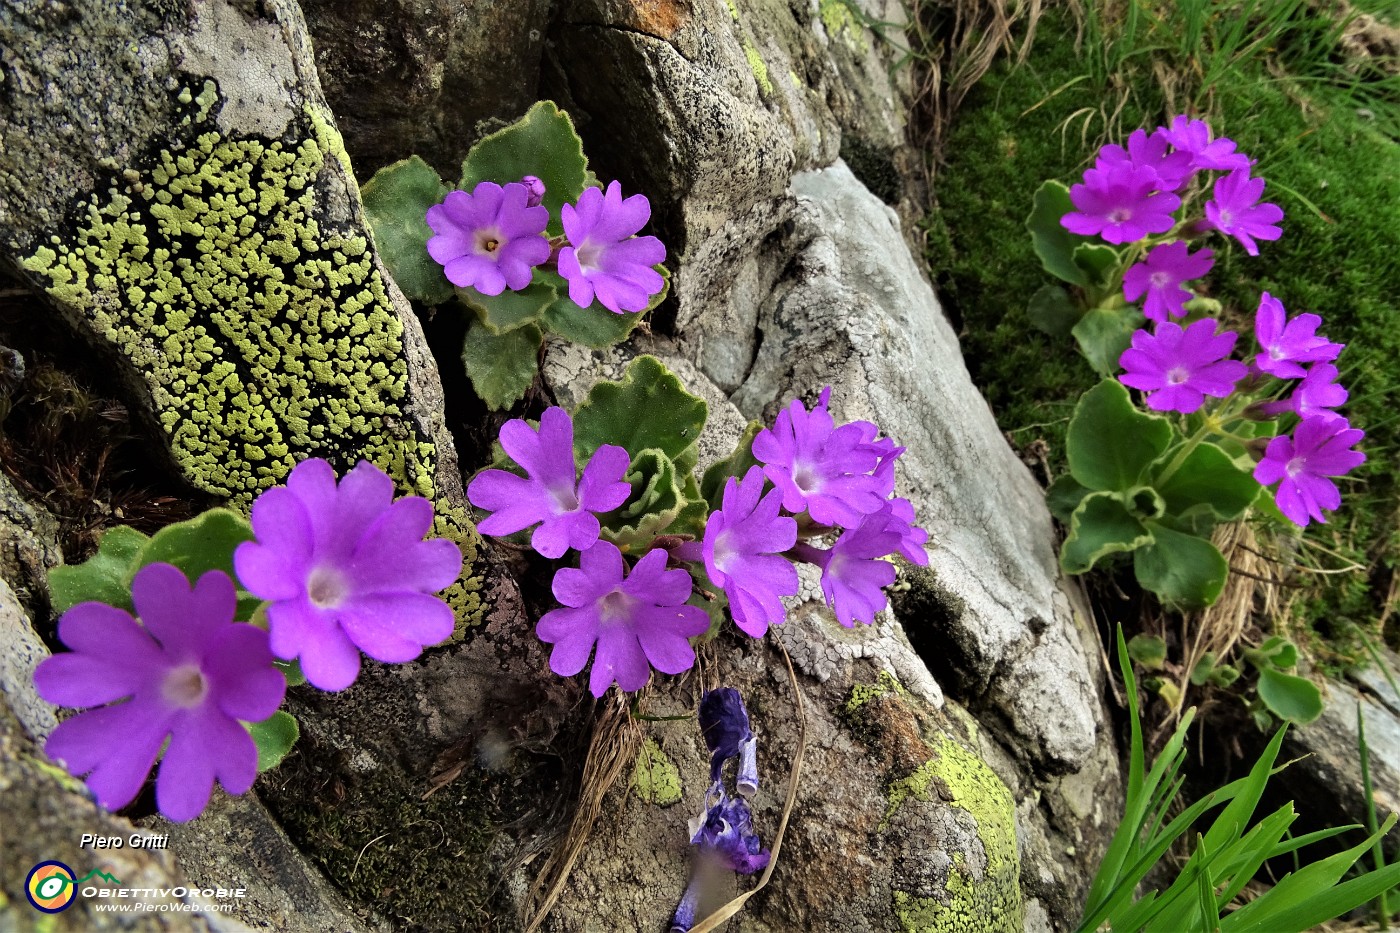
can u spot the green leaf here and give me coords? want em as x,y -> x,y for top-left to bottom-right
460,101 -> 588,238
572,356 -> 708,471
49,525 -> 149,614
669,472 -> 710,539
1151,441 -> 1260,522
1072,304 -> 1143,376
1027,284 -> 1083,339
1124,485 -> 1166,521
1060,491 -> 1154,574
274,657 -> 306,688
247,710 -> 299,773
136,508 -> 255,588
1026,180 -> 1089,286
1255,668 -> 1323,724
599,448 -> 685,550
459,282 -> 556,335
461,319 -> 542,411
1073,242 -> 1121,288
701,420 -> 764,511
539,264 -> 668,348
1128,634 -> 1167,671
1068,379 -> 1174,492
1133,522 -> 1228,609
360,155 -> 454,305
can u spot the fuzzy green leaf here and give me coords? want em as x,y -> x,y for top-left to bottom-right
1027,284 -> 1084,339
247,710 -> 299,773
460,101 -> 588,238
461,319 -> 542,411
1151,441 -> 1260,522
1073,304 -> 1143,376
600,448 -> 685,550
1073,242 -> 1121,288
1255,668 -> 1323,724
701,420 -> 764,511
1133,522 -> 1228,609
136,508 -> 256,590
1060,491 -> 1154,574
459,282 -> 557,335
48,525 -> 150,614
1027,180 -> 1089,286
572,356 -> 707,471
1128,634 -> 1167,671
670,472 -> 710,540
539,266 -> 667,348
1068,379 -> 1175,492
361,155 -> 454,305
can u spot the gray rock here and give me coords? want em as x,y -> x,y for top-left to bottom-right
0,576 -> 57,741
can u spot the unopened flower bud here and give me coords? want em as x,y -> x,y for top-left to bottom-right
521,175 -> 546,208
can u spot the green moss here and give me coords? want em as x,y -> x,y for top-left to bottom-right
629,737 -> 683,806
18,81 -> 485,627
745,43 -> 773,95
844,670 -> 908,715
885,739 -> 1023,932
267,762 -> 508,930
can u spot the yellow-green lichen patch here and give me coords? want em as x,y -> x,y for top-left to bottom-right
745,43 -> 774,95
844,670 -> 908,715
629,737 -> 683,806
886,739 -> 1023,933
819,0 -> 868,52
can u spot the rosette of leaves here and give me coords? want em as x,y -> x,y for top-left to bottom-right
1048,379 -> 1259,609
48,511 -> 300,769
361,102 -> 670,410
1025,180 -> 1143,375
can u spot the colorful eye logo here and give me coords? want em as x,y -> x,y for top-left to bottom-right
25,861 -> 77,913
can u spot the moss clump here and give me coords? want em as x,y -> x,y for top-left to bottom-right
886,740 -> 1023,932
844,670 -> 909,715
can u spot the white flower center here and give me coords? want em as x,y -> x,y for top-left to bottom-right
575,239 -> 603,273
1166,366 -> 1190,385
1108,208 -> 1132,223
599,590 -> 632,626
1149,271 -> 1172,289
162,664 -> 209,709
1286,456 -> 1307,478
792,463 -> 819,494
1216,209 -> 1233,228
307,564 -> 349,609
474,226 -> 504,256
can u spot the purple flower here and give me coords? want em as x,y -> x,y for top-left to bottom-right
1062,162 -> 1182,244
1160,116 -> 1252,172
33,564 -> 286,822
702,466 -> 799,638
536,542 -> 709,696
885,497 -> 930,565
558,180 -> 666,314
689,792 -> 771,875
1253,292 -> 1343,379
796,511 -> 902,628
1096,128 -> 1195,192
1119,319 -> 1248,413
1202,169 -> 1283,256
752,387 -> 887,527
426,181 -> 551,295
235,459 -> 464,692
467,407 -> 632,559
520,175 -> 546,208
1122,241 -> 1215,322
699,687 -> 758,794
1254,416 -> 1365,526
1261,362 -> 1349,422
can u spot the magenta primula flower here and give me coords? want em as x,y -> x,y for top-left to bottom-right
753,386 -> 887,527
1202,169 -> 1283,256
1253,292 -> 1343,379
1254,416 -> 1366,527
536,542 -> 709,696
703,466 -> 799,638
794,511 -> 902,628
1096,127 -> 1195,192
426,181 -> 551,294
467,407 -> 632,559
558,180 -> 666,314
1062,162 -> 1182,244
1119,319 -> 1248,413
235,459 -> 464,692
1122,241 -> 1215,322
1160,116 -> 1252,172
33,564 -> 286,822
